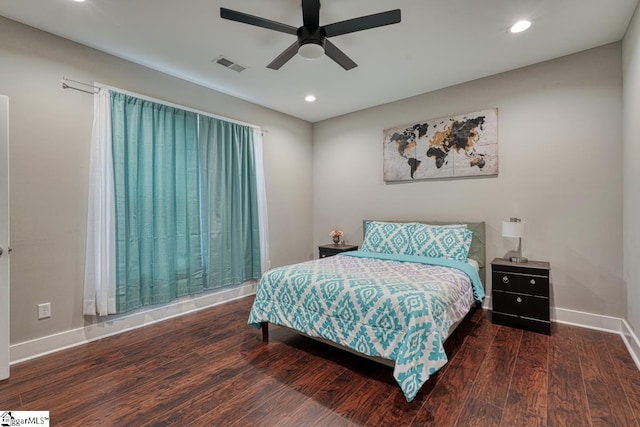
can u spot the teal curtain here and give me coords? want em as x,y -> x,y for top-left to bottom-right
199,116 -> 262,289
111,92 -> 205,313
110,92 -> 262,313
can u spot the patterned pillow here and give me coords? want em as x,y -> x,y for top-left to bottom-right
421,223 -> 467,229
409,224 -> 473,261
361,221 -> 415,255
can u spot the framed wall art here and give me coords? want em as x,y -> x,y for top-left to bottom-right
383,108 -> 498,182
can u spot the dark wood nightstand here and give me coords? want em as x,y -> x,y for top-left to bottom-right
491,258 -> 551,335
318,244 -> 358,259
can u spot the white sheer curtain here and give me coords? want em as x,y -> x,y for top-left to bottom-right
252,127 -> 270,273
83,88 -> 117,316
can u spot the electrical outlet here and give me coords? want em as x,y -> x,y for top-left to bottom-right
38,302 -> 51,320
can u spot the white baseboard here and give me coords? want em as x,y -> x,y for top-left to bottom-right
621,319 -> 640,371
11,289 -> 640,374
552,306 -> 624,332
483,296 -> 640,371
554,307 -> 640,371
10,281 -> 258,364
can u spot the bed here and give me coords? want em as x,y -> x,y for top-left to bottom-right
248,220 -> 486,402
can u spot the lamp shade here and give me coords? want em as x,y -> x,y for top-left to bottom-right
502,221 -> 526,238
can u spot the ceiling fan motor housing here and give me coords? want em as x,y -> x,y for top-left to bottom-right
297,26 -> 326,55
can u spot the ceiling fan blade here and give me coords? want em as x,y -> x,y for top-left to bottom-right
324,9 -> 401,38
324,40 -> 357,70
302,0 -> 320,27
220,8 -> 297,35
267,41 -> 300,70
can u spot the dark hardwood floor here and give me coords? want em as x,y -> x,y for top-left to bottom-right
1,296 -> 639,426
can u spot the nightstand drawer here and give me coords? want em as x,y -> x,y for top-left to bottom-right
492,270 -> 549,297
492,290 -> 549,320
492,312 -> 550,335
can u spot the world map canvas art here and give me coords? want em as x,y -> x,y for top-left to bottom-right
383,109 -> 498,182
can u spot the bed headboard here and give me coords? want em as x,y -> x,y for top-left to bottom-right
362,220 -> 486,286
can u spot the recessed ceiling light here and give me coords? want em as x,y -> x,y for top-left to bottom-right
72,0 -> 86,2
510,20 -> 531,33
305,95 -> 316,102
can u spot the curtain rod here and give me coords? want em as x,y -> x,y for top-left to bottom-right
61,77 -> 98,95
97,82 -> 264,132
60,77 -> 267,134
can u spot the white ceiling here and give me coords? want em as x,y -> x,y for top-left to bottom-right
0,0 -> 638,122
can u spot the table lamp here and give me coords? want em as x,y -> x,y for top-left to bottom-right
502,218 -> 528,263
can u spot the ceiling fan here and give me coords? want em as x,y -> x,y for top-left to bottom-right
220,1 -> 401,71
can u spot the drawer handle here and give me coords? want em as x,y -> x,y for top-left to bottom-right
530,279 -> 536,285
516,297 -> 522,303
502,276 -> 509,284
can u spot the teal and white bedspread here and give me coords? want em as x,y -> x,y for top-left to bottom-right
247,251 -> 485,402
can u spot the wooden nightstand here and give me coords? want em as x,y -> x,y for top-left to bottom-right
318,244 -> 358,258
491,258 -> 551,335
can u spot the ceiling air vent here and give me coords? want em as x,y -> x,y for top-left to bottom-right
213,56 -> 246,73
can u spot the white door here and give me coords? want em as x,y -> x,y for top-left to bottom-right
0,95 -> 9,380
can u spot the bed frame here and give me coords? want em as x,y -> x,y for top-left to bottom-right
259,220 -> 486,350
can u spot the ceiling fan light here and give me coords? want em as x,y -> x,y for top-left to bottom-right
298,43 -> 324,59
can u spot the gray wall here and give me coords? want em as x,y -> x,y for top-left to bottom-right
0,17 -> 313,344
623,5 -> 640,337
313,43 -> 624,318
